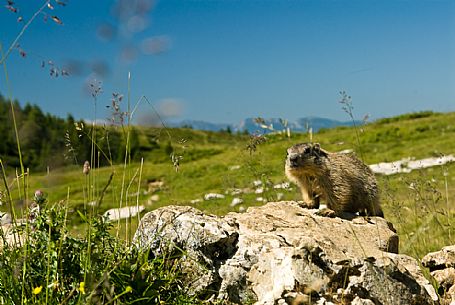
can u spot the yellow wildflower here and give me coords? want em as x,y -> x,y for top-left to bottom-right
32,286 -> 43,295
79,281 -> 85,294
125,286 -> 132,293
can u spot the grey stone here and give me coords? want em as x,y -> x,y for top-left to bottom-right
423,245 -> 455,270
103,205 -> 145,221
423,246 -> 455,304
134,201 -> 437,304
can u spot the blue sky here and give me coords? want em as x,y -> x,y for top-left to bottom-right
1,0 -> 454,124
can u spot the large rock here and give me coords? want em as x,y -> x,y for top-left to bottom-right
133,201 -> 438,304
422,245 -> 455,304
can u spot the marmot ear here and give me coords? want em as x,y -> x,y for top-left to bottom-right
313,143 -> 328,158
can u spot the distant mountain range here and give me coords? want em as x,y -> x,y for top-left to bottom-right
169,117 -> 360,133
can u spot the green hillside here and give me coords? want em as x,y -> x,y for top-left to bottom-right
2,110 -> 455,259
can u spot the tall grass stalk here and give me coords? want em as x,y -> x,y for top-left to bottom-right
118,72 -> 133,240
45,214 -> 52,304
125,168 -> 140,241
443,166 -> 451,240
1,36 -> 32,297
339,91 -> 364,161
0,160 -> 18,234
1,44 -> 26,205
1,44 -> 29,305
20,169 -> 31,305
136,158 -> 144,232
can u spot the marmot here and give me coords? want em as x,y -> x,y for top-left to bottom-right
285,142 -> 383,217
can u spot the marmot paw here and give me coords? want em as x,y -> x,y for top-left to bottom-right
298,201 -> 320,209
315,208 -> 337,218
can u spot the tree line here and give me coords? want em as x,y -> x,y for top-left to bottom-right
0,95 -> 142,173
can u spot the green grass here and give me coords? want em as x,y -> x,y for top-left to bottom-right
0,201 -> 198,304
1,110 -> 455,303
3,112 -> 454,252
4,114 -> 455,225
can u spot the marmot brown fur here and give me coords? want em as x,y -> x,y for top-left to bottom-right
285,142 -> 383,217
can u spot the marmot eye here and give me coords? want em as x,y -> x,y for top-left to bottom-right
289,155 -> 299,163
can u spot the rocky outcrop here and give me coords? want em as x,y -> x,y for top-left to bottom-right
133,201 -> 438,304
422,245 -> 455,305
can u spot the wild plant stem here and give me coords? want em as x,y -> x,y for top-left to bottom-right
125,168 -> 140,242
96,172 -> 115,208
45,217 -> 52,304
1,51 -> 28,305
0,44 -> 26,199
0,0 -> 50,65
118,72 -> 132,239
444,169 -> 451,241
14,168 -> 23,204
78,129 -> 112,166
0,159 -> 18,240
128,71 -> 131,126
91,99 -> 97,201
56,188 -> 70,291
136,158 -> 144,236
339,91 -> 364,161
84,98 -> 98,287
351,117 -> 364,161
20,170 -> 31,305
131,95 -> 172,141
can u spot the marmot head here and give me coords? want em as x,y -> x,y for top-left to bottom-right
285,143 -> 328,174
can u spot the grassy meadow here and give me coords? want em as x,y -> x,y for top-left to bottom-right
4,110 -> 455,254
1,109 -> 454,303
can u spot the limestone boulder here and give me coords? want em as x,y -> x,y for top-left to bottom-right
103,205 -> 145,221
134,201 -> 438,304
422,245 -> 455,304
